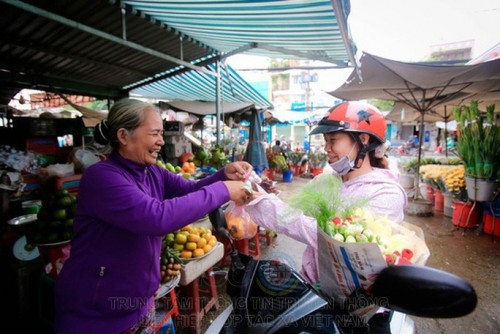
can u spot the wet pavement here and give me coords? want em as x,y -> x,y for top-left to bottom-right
197,174 -> 500,334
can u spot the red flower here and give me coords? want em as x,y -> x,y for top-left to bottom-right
401,248 -> 414,260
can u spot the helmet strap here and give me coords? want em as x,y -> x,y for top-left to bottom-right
349,134 -> 381,169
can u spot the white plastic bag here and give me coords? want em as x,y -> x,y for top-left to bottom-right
47,163 -> 75,177
74,149 -> 100,169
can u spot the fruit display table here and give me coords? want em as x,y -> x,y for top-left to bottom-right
177,242 -> 224,334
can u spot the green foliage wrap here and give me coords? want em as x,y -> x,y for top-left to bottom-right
288,174 -> 367,233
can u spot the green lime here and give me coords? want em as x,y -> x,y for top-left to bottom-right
53,209 -> 67,220
166,233 -> 175,246
57,196 -> 72,208
57,189 -> 69,197
63,218 -> 74,227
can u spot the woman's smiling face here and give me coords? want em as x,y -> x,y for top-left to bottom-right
118,107 -> 164,165
323,132 -> 357,163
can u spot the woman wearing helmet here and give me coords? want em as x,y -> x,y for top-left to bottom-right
310,100 -> 390,175
247,100 -> 407,281
309,101 -> 406,217
245,101 -> 407,333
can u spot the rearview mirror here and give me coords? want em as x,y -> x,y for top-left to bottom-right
371,265 -> 477,318
208,208 -> 228,236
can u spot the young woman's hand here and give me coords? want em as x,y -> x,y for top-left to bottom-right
223,180 -> 252,205
224,161 -> 253,181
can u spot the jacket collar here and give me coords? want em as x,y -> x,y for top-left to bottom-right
109,151 -> 150,181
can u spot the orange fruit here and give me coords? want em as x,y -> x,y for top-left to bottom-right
185,242 -> 197,251
202,244 -> 213,253
181,225 -> 191,232
227,217 -> 245,239
197,238 -> 207,248
193,248 -> 205,258
187,234 -> 200,242
180,250 -> 192,259
208,237 -> 217,247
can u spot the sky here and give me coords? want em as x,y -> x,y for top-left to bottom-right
348,0 -> 500,62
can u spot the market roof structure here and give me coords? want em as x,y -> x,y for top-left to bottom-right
130,63 -> 272,109
0,0 -> 356,106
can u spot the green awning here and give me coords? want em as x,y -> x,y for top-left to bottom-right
130,63 -> 272,109
122,0 -> 356,66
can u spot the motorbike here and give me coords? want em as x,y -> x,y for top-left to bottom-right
206,208 -> 477,334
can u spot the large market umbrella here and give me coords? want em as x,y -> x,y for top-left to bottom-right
386,102 -> 457,156
386,102 -> 455,123
243,109 -> 269,172
328,52 -> 500,199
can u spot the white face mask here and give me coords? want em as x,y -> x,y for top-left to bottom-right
329,144 -> 356,176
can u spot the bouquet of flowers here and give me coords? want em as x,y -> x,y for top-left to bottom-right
420,164 -> 454,192
442,165 -> 468,202
288,174 -> 429,318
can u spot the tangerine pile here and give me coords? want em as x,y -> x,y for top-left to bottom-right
166,224 -> 217,259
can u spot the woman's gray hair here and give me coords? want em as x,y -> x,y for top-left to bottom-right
101,98 -> 159,150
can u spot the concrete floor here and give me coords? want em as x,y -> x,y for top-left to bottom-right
198,174 -> 500,334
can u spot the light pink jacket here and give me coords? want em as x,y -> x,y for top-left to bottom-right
245,168 -> 407,284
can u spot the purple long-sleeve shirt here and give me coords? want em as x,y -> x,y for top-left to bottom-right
246,168 -> 407,284
55,152 -> 229,333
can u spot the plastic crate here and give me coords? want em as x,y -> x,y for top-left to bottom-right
55,174 -> 82,195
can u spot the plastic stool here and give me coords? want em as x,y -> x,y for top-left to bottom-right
155,288 -> 179,333
234,232 -> 261,259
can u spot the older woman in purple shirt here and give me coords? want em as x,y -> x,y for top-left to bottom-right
55,98 -> 252,333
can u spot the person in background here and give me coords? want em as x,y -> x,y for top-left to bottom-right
446,135 -> 455,149
55,98 -> 253,333
279,135 -> 291,156
246,101 -> 407,334
272,139 -> 282,154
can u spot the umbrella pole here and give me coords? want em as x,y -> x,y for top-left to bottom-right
414,112 -> 425,200
215,59 -> 222,146
444,106 -> 448,157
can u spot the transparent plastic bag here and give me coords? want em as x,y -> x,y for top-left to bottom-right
223,201 -> 258,240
